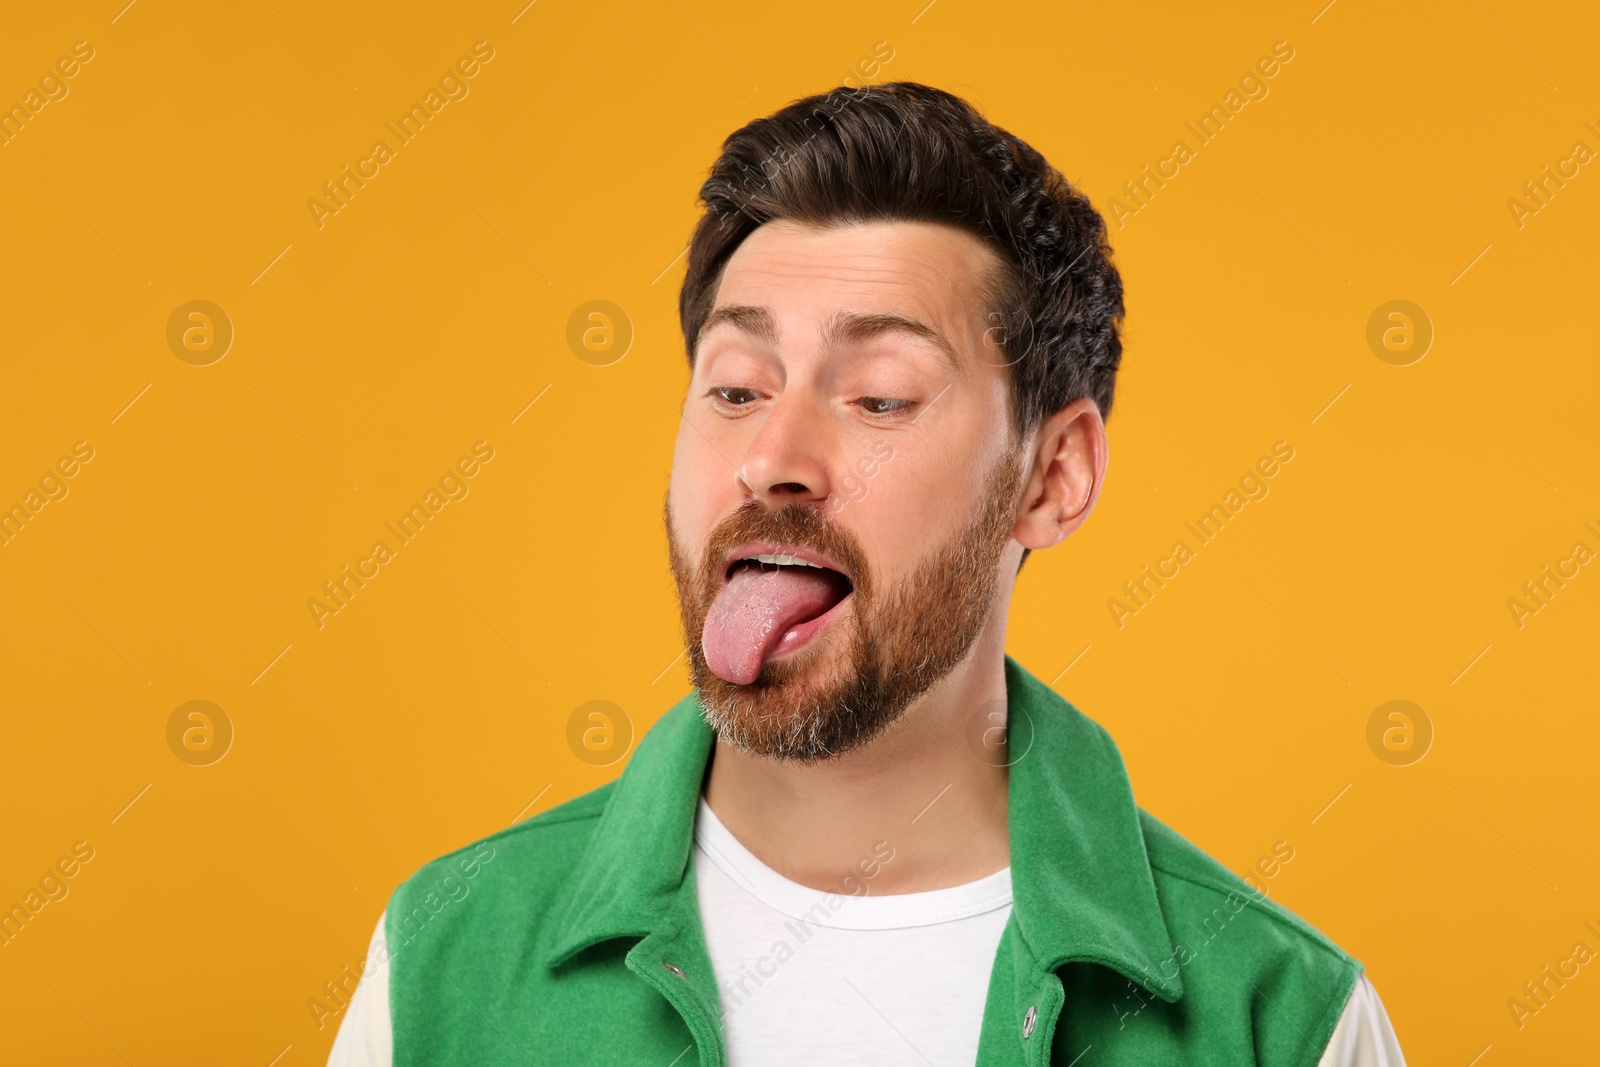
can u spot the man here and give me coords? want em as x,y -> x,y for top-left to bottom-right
329,82 -> 1405,1065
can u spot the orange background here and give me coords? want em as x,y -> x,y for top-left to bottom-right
3,0 -> 1597,1062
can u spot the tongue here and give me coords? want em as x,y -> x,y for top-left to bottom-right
703,565 -> 843,685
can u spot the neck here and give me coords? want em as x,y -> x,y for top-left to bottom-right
701,617 -> 1012,896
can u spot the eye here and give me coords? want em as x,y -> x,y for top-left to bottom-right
709,386 -> 763,409
857,396 -> 914,416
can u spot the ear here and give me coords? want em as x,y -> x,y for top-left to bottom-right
1011,397 -> 1108,551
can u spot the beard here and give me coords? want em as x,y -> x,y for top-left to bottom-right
665,441 -> 1025,764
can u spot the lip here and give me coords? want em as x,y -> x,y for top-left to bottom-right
720,541 -> 854,583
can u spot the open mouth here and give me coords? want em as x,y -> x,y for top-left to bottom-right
702,550 -> 856,684
725,552 -> 854,604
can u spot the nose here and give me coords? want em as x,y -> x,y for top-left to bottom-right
736,392 -> 834,508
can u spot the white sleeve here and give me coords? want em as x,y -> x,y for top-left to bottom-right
326,909 -> 394,1067
1316,973 -> 1405,1067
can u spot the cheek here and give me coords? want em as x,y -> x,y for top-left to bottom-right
861,419 -> 1002,569
670,420 -> 712,499
668,429 -> 729,548
845,461 -> 941,581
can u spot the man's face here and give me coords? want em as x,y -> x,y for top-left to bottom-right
666,219 -> 1026,762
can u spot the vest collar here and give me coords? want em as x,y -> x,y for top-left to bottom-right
541,655 -> 1182,1003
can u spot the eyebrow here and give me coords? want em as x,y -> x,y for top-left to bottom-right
697,304 -> 965,378
697,304 -> 778,350
823,310 -> 965,378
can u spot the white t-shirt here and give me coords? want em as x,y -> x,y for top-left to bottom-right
693,796 -> 1014,1065
328,803 -> 1406,1065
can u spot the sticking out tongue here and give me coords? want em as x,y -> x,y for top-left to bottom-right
702,562 -> 851,684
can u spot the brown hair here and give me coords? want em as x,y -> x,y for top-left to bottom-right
678,81 -> 1125,442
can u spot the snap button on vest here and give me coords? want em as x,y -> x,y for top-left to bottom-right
1022,1004 -> 1037,1038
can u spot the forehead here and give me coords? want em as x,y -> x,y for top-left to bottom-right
711,218 -> 1003,326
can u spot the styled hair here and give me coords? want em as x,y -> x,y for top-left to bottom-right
677,80 -> 1125,443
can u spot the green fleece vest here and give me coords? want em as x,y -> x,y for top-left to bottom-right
386,656 -> 1361,1065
